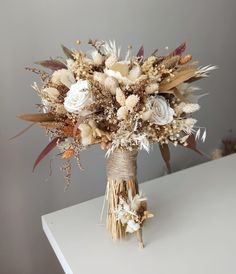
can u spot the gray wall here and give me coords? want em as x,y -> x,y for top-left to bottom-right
0,0 -> 235,273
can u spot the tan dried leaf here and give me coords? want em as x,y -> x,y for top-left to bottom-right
159,68 -> 196,91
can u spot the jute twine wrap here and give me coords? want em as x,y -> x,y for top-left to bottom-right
106,149 -> 138,181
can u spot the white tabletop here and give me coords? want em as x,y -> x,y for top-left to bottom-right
42,154 -> 236,274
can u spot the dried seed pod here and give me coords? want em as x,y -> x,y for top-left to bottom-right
116,87 -> 126,106
105,76 -> 119,95
179,54 -> 192,65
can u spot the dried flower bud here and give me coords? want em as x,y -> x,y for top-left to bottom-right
145,83 -> 159,94
78,123 -> 93,146
91,50 -> 104,65
179,54 -> 192,65
117,106 -> 128,120
42,87 -> 59,102
125,95 -> 139,110
116,88 -> 126,106
93,72 -> 107,85
51,69 -> 75,88
141,110 -> 152,121
104,76 -> 119,95
105,54 -> 117,68
182,103 -> 200,113
128,64 -> 141,81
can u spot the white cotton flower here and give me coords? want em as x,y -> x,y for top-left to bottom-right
91,50 -> 104,65
51,69 -> 75,88
64,80 -> 93,115
147,96 -> 175,125
126,220 -> 140,233
182,103 -> 200,113
42,87 -> 59,102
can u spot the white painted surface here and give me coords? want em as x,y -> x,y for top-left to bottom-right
42,155 -> 236,274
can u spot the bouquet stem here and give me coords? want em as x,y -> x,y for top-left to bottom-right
106,149 -> 144,247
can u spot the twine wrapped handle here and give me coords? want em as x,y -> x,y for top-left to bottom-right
106,149 -> 138,181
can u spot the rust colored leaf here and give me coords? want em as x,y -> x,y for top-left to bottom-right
33,137 -> 61,172
169,42 -> 186,56
61,44 -> 74,59
137,45 -> 144,58
159,144 -> 171,173
17,113 -> 56,123
35,59 -> 67,70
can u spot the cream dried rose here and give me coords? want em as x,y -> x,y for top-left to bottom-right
64,80 -> 93,114
147,96 -> 175,125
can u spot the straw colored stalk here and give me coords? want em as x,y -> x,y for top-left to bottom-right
106,149 -> 144,248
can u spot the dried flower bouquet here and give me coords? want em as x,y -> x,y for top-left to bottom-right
17,39 -> 216,247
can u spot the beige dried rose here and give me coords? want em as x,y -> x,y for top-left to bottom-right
147,96 -> 175,125
64,80 -> 93,115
